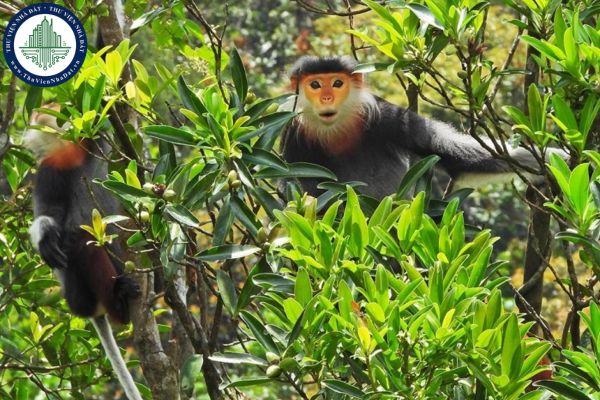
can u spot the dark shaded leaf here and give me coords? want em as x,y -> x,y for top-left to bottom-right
213,196 -> 233,246
216,270 -> 238,315
231,196 -> 261,237
25,86 -> 44,117
255,162 -> 337,181
397,155 -> 440,198
230,48 -> 248,103
178,76 -> 207,115
252,187 -> 283,219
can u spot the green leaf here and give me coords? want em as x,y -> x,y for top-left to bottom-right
365,303 -> 385,324
521,35 -> 566,61
554,362 -> 600,391
127,231 -> 145,247
287,308 -> 306,346
216,270 -> 238,315
503,105 -> 531,127
90,75 -> 106,112
230,48 -> 248,103
178,76 -> 207,116
105,50 -> 123,84
231,197 -> 261,237
556,231 -> 600,254
252,187 -> 283,219
245,94 -> 291,121
552,95 -> 578,131
102,181 -> 151,200
536,380 -> 592,400
363,0 -> 403,34
242,148 -> 288,171
165,204 -> 200,228
579,97 -> 600,138
501,314 -> 522,380
569,163 -> 590,215
237,111 -> 295,142
197,244 -> 260,261
406,3 -> 444,29
283,297 -> 304,324
563,27 -> 580,78
213,196 -> 233,246
322,379 -> 366,398
338,280 -> 353,322
235,262 -> 264,313
548,153 -> 571,197
554,9 -> 566,50
209,352 -> 267,366
368,196 -> 392,230
397,155 -> 440,198
527,84 -> 544,133
25,86 -> 43,117
255,162 -> 337,181
181,354 -> 203,397
294,268 -> 312,307
252,273 -> 294,292
352,62 -> 394,74
562,350 -> 600,383
219,378 -> 272,389
239,311 -> 278,353
144,125 -> 197,146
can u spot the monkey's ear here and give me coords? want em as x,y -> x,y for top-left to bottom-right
351,73 -> 364,86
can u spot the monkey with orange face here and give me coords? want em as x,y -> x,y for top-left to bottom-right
281,56 -> 562,199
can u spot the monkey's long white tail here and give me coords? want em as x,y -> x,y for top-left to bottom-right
92,316 -> 143,400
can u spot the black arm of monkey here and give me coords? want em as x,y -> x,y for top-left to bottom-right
398,107 -> 560,189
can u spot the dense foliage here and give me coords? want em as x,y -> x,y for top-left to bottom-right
0,0 -> 599,399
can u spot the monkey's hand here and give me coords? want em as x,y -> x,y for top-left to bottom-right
30,216 -> 68,269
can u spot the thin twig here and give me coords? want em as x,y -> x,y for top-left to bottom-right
343,0 -> 359,60
296,0 -> 373,16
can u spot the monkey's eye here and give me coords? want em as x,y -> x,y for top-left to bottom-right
333,79 -> 344,88
309,81 -> 321,89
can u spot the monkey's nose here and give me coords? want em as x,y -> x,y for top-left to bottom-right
321,95 -> 333,103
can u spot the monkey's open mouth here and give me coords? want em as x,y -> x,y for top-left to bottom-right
319,111 -> 337,121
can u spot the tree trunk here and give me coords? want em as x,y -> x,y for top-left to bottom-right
98,1 -> 180,396
518,41 -> 551,326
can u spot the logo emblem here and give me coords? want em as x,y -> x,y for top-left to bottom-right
3,3 -> 87,87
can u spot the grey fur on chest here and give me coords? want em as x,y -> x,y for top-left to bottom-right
311,145 -> 420,199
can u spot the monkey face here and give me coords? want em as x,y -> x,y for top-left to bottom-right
297,73 -> 358,124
